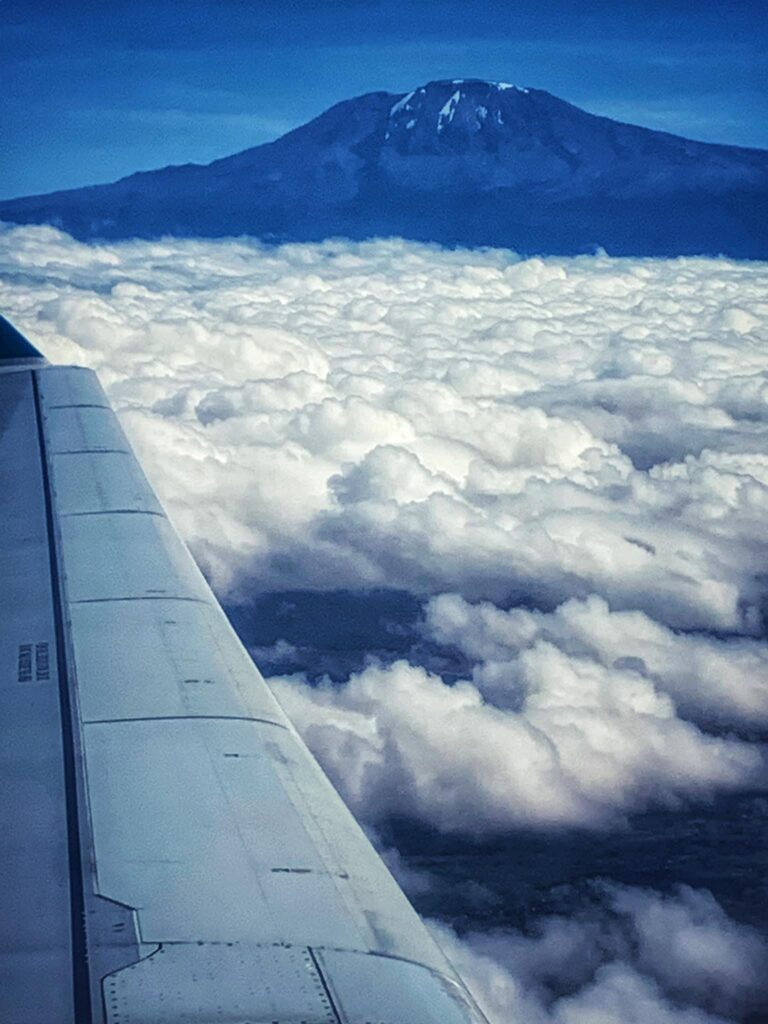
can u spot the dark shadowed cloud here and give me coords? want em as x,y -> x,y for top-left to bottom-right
431,882 -> 768,1024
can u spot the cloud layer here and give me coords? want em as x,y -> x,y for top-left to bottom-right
3,224 -> 767,1020
2,224 -> 766,837
3,224 -> 767,632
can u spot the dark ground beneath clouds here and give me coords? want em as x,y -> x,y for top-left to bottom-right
2,225 -> 767,1021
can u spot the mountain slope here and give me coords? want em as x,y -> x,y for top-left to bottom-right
2,80 -> 767,257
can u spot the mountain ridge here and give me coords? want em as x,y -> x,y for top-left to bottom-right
2,80 -> 767,257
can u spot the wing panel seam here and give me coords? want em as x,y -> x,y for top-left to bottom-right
85,714 -> 287,728
308,947 -> 343,1024
72,596 -> 209,605
53,448 -> 131,455
62,510 -> 166,518
48,403 -> 111,410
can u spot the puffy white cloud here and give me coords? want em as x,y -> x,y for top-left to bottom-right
270,658 -> 762,834
426,593 -> 768,729
2,224 -> 767,635
431,884 -> 768,1024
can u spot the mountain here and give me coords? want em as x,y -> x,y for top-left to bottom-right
2,80 -> 767,257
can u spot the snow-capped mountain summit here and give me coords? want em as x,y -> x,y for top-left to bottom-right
2,79 -> 767,256
374,79 -> 766,199
385,80 -> 533,150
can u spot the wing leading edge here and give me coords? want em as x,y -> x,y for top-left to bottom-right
0,317 -> 489,1024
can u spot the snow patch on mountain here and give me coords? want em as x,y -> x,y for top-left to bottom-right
497,81 -> 529,93
390,90 -> 416,117
437,90 -> 462,132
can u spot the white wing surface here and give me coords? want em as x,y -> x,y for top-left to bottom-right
0,317 -> 489,1024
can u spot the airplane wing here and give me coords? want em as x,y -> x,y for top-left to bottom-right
0,315 -> 489,1024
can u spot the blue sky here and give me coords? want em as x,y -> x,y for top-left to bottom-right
3,0 -> 766,199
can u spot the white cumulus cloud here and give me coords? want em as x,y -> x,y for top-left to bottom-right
270,658 -> 761,833
2,225 -> 767,633
432,884 -> 768,1024
1,224 -> 766,836
426,593 -> 768,730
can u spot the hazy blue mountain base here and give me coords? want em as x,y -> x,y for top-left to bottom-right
2,80 -> 767,258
